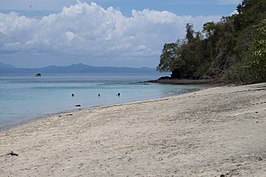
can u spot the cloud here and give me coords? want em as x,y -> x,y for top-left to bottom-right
230,10 -> 239,16
0,2 -> 221,66
217,0 -> 242,5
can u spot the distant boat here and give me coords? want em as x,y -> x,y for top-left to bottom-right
35,73 -> 41,77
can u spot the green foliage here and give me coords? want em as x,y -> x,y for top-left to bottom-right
203,21 -> 216,37
234,0 -> 266,31
244,19 -> 266,82
157,0 -> 266,83
186,23 -> 194,43
157,43 -> 180,72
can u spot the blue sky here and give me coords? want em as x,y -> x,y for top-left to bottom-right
0,0 -> 240,16
0,0 -> 242,68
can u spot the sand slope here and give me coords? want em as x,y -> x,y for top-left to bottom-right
0,83 -> 266,177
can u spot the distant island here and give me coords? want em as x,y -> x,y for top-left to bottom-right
156,0 -> 265,84
0,63 -> 156,74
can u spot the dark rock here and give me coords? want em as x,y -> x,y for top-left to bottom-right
158,76 -> 172,80
35,73 -> 41,77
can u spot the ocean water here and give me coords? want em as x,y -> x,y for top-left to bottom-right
0,73 -> 208,129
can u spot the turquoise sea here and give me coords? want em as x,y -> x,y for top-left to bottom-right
0,73 -> 208,130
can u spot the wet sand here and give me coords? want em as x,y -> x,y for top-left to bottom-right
0,83 -> 266,176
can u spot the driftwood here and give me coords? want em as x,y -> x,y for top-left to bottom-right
7,151 -> 19,156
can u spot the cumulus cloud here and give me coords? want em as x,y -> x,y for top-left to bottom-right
217,0 -> 242,5
0,2 -> 221,65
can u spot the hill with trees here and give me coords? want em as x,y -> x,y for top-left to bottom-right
157,0 -> 266,84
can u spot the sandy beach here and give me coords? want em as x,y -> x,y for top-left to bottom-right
0,83 -> 266,177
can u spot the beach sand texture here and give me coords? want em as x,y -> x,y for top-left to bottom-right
0,83 -> 266,177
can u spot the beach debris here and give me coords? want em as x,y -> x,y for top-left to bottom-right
75,104 -> 81,107
7,151 -> 19,156
66,113 -> 73,116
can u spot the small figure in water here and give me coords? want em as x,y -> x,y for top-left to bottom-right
98,94 -> 101,97
117,93 -> 121,97
72,93 -> 75,97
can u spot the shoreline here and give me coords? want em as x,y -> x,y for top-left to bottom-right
0,84 -> 209,132
0,89 -> 203,132
1,83 -> 266,176
147,78 -> 214,85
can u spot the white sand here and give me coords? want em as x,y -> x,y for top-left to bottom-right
0,83 -> 266,177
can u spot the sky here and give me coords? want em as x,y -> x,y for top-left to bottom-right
0,0 -> 242,68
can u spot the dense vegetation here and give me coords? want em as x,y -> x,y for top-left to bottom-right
157,0 -> 266,84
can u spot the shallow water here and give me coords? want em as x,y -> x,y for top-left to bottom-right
0,73 -> 208,129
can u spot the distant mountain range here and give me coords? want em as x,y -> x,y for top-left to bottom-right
0,63 -> 156,74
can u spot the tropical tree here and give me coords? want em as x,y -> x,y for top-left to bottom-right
244,19 -> 266,82
157,0 -> 266,83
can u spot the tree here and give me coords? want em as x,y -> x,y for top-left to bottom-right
157,43 -> 179,72
186,23 -> 194,43
245,19 -> 266,82
203,21 -> 216,37
157,0 -> 266,83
